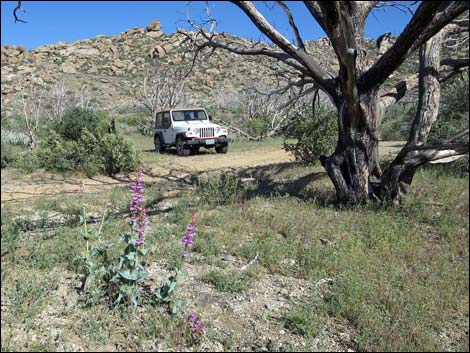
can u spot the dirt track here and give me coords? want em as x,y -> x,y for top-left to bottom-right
0,142 -> 404,203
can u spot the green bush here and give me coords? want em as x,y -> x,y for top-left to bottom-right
429,77 -> 469,144
53,108 -> 109,141
22,108 -> 138,176
99,134 -> 138,176
37,130 -> 75,172
198,173 -> 252,206
244,117 -> 271,137
14,149 -> 41,173
282,107 -> 337,163
1,141 -> 17,168
36,130 -> 137,176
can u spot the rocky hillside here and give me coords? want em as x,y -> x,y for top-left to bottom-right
0,20 -> 348,115
1,19 -> 404,117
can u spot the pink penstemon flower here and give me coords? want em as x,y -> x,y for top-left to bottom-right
188,311 -> 206,335
129,166 -> 149,246
181,212 -> 197,257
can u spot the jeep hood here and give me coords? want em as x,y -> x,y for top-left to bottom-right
177,121 -> 221,128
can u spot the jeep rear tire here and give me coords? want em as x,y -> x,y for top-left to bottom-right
176,136 -> 190,157
154,135 -> 165,154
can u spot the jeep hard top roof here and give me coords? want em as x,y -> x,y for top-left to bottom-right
156,107 -> 207,113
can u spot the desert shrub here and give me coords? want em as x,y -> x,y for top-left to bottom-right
116,113 -> 143,130
429,77 -> 468,144
99,134 -> 138,176
37,130 -> 75,172
14,149 -> 41,173
37,130 -> 137,176
1,141 -> 17,168
244,117 -> 271,137
53,108 -> 109,141
198,173 -> 253,206
22,108 -> 138,176
282,107 -> 337,164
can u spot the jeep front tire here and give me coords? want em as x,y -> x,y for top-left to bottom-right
176,136 -> 190,157
215,143 -> 228,154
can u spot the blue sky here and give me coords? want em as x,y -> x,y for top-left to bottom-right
1,1 -> 418,50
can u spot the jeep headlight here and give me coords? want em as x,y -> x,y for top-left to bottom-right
192,128 -> 199,134
215,127 -> 220,133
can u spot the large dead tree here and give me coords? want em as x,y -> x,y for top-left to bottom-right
181,1 -> 469,205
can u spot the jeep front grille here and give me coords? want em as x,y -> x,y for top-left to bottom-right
199,127 -> 214,138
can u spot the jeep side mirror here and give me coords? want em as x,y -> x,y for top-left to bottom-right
209,115 -> 213,121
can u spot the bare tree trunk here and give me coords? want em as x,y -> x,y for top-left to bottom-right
322,93 -> 380,204
380,32 -> 443,205
21,85 -> 43,149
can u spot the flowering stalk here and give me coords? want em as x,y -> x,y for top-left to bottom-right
188,312 -> 206,335
180,212 -> 197,257
129,166 -> 149,246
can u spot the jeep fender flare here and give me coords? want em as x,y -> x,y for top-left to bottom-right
154,132 -> 164,144
175,133 -> 186,144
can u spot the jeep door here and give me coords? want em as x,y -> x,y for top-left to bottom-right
162,112 -> 174,144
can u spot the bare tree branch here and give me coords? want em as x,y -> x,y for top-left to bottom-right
360,1 -> 468,93
275,1 -> 306,51
14,1 -> 27,23
230,1 -> 336,94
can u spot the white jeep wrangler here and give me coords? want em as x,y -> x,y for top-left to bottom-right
154,108 -> 229,156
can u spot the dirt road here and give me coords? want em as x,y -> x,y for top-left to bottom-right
1,141 -> 404,203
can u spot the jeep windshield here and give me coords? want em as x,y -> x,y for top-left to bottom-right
172,110 -> 207,121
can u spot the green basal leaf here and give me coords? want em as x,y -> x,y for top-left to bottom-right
90,244 -> 104,256
79,215 -> 89,225
118,268 -> 146,281
85,259 -> 96,270
116,256 -> 126,269
118,269 -> 139,281
110,273 -> 121,282
168,278 -> 177,294
124,243 -> 136,256
80,230 -> 92,240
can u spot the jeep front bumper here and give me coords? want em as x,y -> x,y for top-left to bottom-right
184,137 -> 230,146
